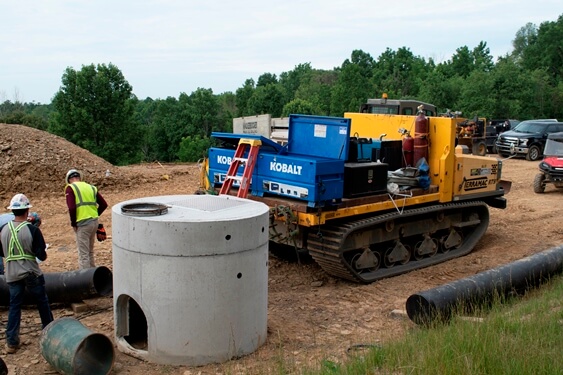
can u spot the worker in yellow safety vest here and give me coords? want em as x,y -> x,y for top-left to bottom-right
64,169 -> 108,269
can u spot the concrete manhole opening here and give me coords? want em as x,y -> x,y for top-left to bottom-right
116,296 -> 147,351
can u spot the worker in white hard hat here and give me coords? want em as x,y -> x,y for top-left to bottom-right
64,169 -> 108,269
0,193 -> 54,354
0,211 -> 42,275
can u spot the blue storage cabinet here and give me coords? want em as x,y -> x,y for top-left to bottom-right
208,115 -> 352,207
251,153 -> 345,207
248,114 -> 351,207
286,114 -> 350,159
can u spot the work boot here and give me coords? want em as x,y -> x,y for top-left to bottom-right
5,343 -> 19,354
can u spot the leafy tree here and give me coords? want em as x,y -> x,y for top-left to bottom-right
294,69 -> 337,115
235,79 -> 255,116
159,92 -> 193,162
0,100 -> 51,129
512,22 -> 538,63
373,47 -> 429,98
279,63 -> 314,103
486,58 -> 525,119
256,73 -> 278,87
472,41 -> 494,73
507,15 -> 563,118
330,50 -> 376,116
177,135 -> 213,162
282,98 -> 319,116
51,63 -> 141,165
246,84 -> 285,117
144,99 -> 172,162
133,97 -> 156,126
519,15 -> 563,81
456,70 -> 496,118
449,46 -> 474,78
216,92 -> 237,132
0,111 -> 48,130
518,69 -> 558,119
0,100 -> 23,118
187,88 -> 219,137
418,70 -> 464,113
555,81 -> 563,120
133,97 -> 157,160
135,88 -> 222,163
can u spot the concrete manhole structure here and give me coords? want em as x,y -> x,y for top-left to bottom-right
112,194 -> 270,365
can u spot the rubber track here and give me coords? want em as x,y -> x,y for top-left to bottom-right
306,201 -> 489,283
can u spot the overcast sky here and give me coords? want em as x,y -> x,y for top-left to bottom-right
1,1 -> 561,104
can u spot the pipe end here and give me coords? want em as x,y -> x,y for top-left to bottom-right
93,266 -> 113,297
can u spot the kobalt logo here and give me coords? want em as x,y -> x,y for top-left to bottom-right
217,155 -> 232,165
270,162 -> 303,175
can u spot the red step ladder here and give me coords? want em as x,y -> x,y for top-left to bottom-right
219,138 -> 262,198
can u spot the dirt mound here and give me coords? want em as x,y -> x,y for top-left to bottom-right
0,123 -> 178,202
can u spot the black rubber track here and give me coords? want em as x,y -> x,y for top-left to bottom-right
306,201 -> 490,283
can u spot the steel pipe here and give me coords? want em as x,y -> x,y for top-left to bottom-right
40,317 -> 115,375
406,245 -> 563,325
0,266 -> 113,306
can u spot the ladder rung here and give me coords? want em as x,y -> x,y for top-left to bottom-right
219,142 -> 260,198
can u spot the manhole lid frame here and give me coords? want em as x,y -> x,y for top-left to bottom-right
121,203 -> 169,216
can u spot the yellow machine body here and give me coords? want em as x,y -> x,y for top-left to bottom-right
205,111 -> 509,283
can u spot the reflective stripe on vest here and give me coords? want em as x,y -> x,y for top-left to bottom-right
69,182 -> 98,222
6,221 -> 36,262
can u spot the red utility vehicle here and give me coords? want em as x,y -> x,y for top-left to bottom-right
533,132 -> 563,193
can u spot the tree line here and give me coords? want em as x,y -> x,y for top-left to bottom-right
1,15 -> 561,166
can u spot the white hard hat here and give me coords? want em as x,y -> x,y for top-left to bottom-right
7,193 -> 32,210
65,169 -> 83,184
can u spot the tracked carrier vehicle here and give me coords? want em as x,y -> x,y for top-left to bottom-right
203,111 -> 509,283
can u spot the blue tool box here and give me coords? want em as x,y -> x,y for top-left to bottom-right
208,146 -> 345,206
250,114 -> 350,206
251,152 -> 345,205
285,114 -> 350,159
209,115 -> 351,207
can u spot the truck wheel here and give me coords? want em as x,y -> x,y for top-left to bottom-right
526,145 -> 541,161
533,173 -> 546,193
472,141 -> 487,156
491,144 -> 498,154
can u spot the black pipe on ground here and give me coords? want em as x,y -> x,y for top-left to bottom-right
0,266 -> 113,306
406,245 -> 563,325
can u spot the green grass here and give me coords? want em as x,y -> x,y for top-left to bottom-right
303,275 -> 563,375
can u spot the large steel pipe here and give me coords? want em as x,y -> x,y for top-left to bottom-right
0,266 -> 113,306
40,317 -> 115,375
406,245 -> 563,325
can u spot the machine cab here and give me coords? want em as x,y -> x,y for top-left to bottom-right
359,93 -> 437,117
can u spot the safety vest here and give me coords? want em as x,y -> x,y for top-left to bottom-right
5,221 -> 36,262
68,181 -> 99,222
